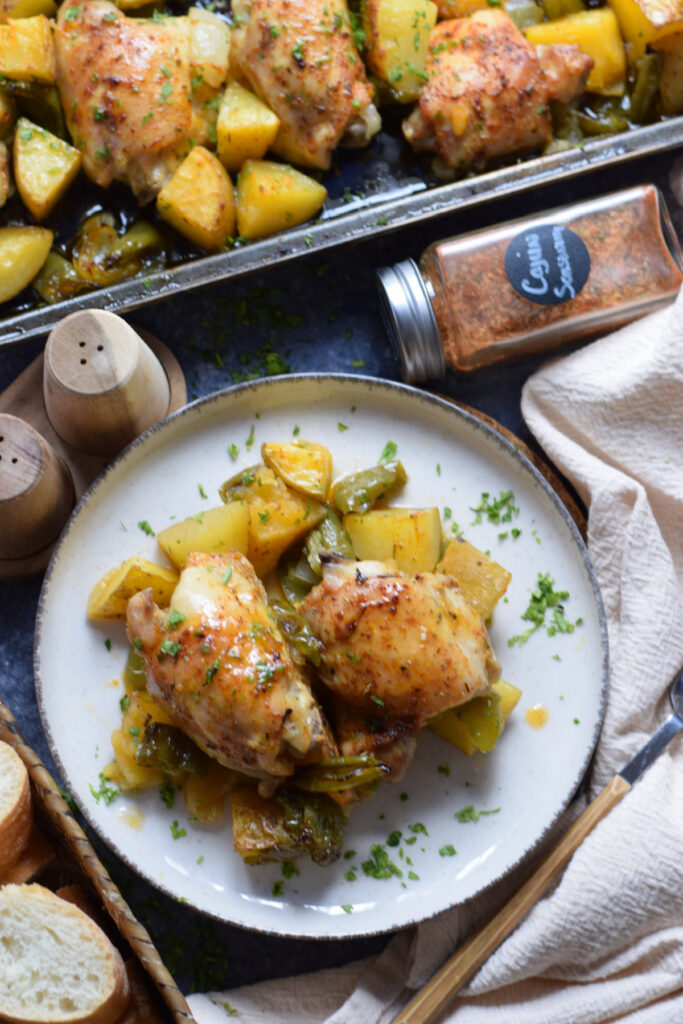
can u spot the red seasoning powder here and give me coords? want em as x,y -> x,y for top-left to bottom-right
378,185 -> 683,380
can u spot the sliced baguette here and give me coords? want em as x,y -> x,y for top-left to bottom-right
0,740 -> 31,873
0,883 -> 130,1024
0,824 -> 55,885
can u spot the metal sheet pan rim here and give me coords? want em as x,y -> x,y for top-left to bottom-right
3,117 -> 683,348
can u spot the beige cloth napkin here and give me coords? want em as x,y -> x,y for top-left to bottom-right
189,291 -> 683,1024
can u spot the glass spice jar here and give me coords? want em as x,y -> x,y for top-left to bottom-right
377,185 -> 683,383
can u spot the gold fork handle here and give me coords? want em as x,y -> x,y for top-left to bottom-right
393,774 -> 631,1024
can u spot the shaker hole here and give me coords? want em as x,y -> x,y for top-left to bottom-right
97,344 -> 104,351
79,341 -> 86,347
80,359 -> 87,365
11,457 -> 17,464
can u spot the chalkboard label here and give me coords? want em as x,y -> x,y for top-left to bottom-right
505,224 -> 590,306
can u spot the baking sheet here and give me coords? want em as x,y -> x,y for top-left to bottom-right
2,115 -> 683,348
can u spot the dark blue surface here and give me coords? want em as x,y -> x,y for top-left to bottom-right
1,150 -> 680,995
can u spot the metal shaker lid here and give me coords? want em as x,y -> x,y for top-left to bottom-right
376,259 -> 445,383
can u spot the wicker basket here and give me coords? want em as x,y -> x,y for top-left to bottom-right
0,697 -> 195,1024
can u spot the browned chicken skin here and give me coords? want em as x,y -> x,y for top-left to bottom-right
54,0 -> 194,201
231,0 -> 381,169
300,557 -> 501,758
126,551 -> 329,781
403,9 -> 593,170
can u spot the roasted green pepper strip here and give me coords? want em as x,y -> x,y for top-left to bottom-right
135,722 -> 210,781
305,510 -> 354,574
629,52 -> 663,124
539,0 -> 584,17
575,107 -> 630,136
123,646 -> 147,693
292,755 -> 388,792
504,0 -> 545,29
331,460 -> 407,515
270,597 -> 323,665
279,552 -> 321,605
32,252 -> 92,305
219,464 -> 262,504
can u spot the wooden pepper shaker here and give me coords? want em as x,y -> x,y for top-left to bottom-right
43,309 -> 171,457
0,414 -> 74,561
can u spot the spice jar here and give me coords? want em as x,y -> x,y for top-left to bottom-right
377,185 -> 683,383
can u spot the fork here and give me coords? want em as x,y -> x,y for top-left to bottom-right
393,668 -> 683,1024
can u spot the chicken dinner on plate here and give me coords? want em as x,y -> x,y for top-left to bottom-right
87,439 -> 521,867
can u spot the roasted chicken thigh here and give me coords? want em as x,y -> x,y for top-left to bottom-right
54,0 -> 194,201
126,551 -> 328,781
231,0 -> 381,169
300,557 -> 500,755
403,9 -> 593,170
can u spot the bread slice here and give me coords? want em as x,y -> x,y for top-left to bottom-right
0,824 -> 55,886
0,741 -> 32,872
0,883 -> 130,1024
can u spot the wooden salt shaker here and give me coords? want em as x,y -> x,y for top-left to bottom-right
0,414 -> 74,560
43,310 -> 171,457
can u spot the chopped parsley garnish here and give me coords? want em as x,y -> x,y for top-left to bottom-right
245,425 -> 255,448
455,804 -> 500,823
120,695 -> 130,713
159,81 -> 173,103
90,772 -> 120,805
228,443 -> 239,460
341,904 -> 353,914
159,780 -> 175,808
508,572 -> 581,647
132,637 -> 143,650
104,638 -> 112,651
361,844 -> 402,879
159,638 -> 180,657
64,4 -> 80,19
142,112 -> 154,126
272,880 -> 284,896
282,860 -> 299,878
138,519 -> 155,536
386,830 -> 401,847
167,609 -> 186,629
198,483 -> 208,499
439,844 -> 457,857
170,820 -> 187,839
222,566 -> 233,584
379,440 -> 397,463
205,660 -> 221,685
95,145 -> 111,161
437,762 -> 450,777
344,849 -> 356,859
370,694 -> 385,710
291,41 -> 304,62
292,425 -> 300,436
470,489 -> 518,526
129,726 -> 140,740
337,421 -> 349,432
408,822 -> 428,835
345,868 -> 357,881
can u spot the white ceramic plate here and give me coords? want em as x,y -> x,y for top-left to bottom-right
35,376 -> 607,939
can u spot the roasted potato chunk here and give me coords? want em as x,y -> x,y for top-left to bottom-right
156,501 -> 250,570
0,0 -> 56,18
363,0 -> 438,103
87,557 -> 179,621
262,440 -> 332,500
0,225 -> 52,304
216,82 -> 280,173
157,146 -> 236,253
0,15 -> 55,84
437,537 -> 512,620
343,507 -> 441,573
219,465 -> 326,577
236,159 -> 326,240
429,680 -> 522,755
524,8 -> 626,95
13,117 -> 81,221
